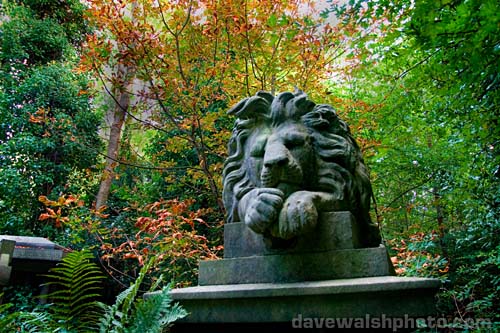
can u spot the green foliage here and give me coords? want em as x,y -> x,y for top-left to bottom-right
97,258 -> 187,333
0,0 -> 101,235
0,295 -> 20,332
0,251 -> 104,333
1,285 -> 40,313
1,8 -> 68,65
13,0 -> 91,45
39,250 -> 105,332
1,254 -> 185,333
326,0 -> 500,323
389,232 -> 449,278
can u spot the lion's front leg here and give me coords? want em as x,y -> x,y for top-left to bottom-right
239,188 -> 284,234
274,191 -> 339,239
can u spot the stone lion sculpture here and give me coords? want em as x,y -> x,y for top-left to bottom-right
223,90 -> 381,247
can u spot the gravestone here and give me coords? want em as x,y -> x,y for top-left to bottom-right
0,235 -> 64,296
152,90 -> 440,332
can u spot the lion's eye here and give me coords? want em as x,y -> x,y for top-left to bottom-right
284,135 -> 306,149
250,137 -> 267,157
250,146 -> 265,157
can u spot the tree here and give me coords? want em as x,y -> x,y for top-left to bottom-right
81,0 -> 347,213
0,0 -> 101,235
93,2 -> 138,210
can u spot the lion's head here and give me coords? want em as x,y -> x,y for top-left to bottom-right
223,90 -> 381,247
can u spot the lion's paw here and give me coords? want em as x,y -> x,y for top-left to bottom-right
276,192 -> 318,239
244,188 -> 284,234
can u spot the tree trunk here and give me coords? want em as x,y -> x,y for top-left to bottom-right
432,187 -> 449,261
95,64 -> 133,209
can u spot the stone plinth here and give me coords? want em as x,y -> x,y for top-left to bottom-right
200,245 -> 392,285
200,212 -> 393,285
167,276 -> 440,332
147,212 -> 440,331
224,212 -> 361,258
0,239 -> 15,285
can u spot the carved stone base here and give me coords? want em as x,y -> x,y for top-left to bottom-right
200,211 -> 392,285
146,211 -> 440,331
224,212 -> 361,258
167,276 -> 441,332
200,245 -> 393,285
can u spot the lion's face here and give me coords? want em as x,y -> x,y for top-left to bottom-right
245,121 -> 314,198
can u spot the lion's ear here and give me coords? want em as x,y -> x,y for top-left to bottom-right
256,91 -> 274,104
228,95 -> 272,119
227,97 -> 249,116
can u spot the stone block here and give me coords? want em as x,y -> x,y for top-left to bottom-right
0,236 -> 56,249
224,211 -> 361,258
0,266 -> 12,286
164,276 -> 441,330
200,245 -> 393,285
13,248 -> 64,262
0,239 -> 15,285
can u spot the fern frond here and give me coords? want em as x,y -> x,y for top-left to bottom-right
0,298 -> 20,332
97,257 -> 186,333
17,311 -> 57,333
128,285 -> 187,333
121,258 -> 154,319
98,258 -> 154,333
40,250 -> 105,332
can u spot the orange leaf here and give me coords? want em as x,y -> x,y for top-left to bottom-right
39,213 -> 51,221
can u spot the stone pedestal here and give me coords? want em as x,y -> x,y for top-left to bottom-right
223,212 -> 362,258
169,276 -> 440,332
199,245 -> 392,285
154,212 -> 440,331
200,212 -> 393,285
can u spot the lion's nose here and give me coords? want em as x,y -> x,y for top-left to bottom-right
263,143 -> 289,168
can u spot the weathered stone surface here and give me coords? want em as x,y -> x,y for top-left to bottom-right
224,211 -> 361,258
0,239 -> 15,285
223,90 -> 381,247
200,245 -> 393,285
0,235 -> 64,262
0,235 -> 56,249
0,239 -> 15,265
0,266 -> 12,286
167,276 -> 441,324
13,248 -> 64,261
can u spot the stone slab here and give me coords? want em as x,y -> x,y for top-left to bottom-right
13,248 -> 64,262
0,235 -> 63,262
0,239 -> 16,285
0,266 -> 12,285
0,236 -> 56,249
165,276 -> 441,325
224,211 -> 361,258
200,245 -> 393,285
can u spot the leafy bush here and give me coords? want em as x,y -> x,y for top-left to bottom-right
99,199 -> 222,287
0,1 -> 101,236
389,231 -> 449,278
